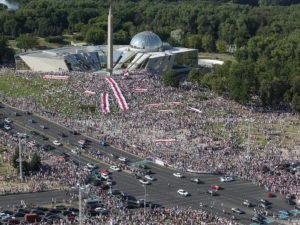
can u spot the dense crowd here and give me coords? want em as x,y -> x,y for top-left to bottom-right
0,69 -> 300,202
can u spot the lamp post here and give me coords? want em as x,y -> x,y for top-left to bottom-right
77,147 -> 83,225
107,0 -> 113,75
18,133 -> 26,181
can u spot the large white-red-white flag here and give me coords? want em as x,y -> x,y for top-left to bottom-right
43,75 -> 69,80
154,139 -> 177,144
84,90 -> 96,95
105,77 -> 128,111
101,92 -> 110,113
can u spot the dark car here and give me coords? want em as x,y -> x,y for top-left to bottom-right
45,215 -> 61,222
48,208 -> 61,214
13,112 -> 20,116
28,119 -> 35,123
67,207 -> 79,213
55,205 -> 67,211
100,140 -> 108,146
108,189 -> 122,196
16,208 -> 30,214
58,132 -> 68,138
62,210 -> 72,216
40,124 -> 47,129
30,130 -> 40,135
87,210 -> 99,217
69,130 -> 80,135
40,135 -> 49,141
31,209 -> 44,215
41,144 -> 54,151
13,212 -> 25,218
1,210 -> 14,215
190,178 -> 201,184
139,164 -> 150,170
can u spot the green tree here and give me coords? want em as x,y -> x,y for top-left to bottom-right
162,69 -> 180,88
216,40 -> 228,53
16,34 -> 38,51
188,69 -> 203,84
11,148 -> 19,169
85,28 -> 105,45
202,34 -> 215,52
0,36 -> 14,63
30,153 -> 41,172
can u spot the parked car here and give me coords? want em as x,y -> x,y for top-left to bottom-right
110,165 -> 121,171
177,189 -> 189,196
145,175 -> 156,181
220,176 -> 234,182
139,179 -> 150,185
52,140 -> 62,146
173,172 -> 184,178
211,185 -> 221,190
190,178 -> 201,184
242,200 -> 253,207
231,208 -> 244,214
207,190 -> 218,196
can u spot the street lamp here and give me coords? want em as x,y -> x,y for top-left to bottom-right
77,147 -> 83,225
18,133 -> 26,181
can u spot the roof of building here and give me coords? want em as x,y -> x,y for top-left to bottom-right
130,31 -> 163,52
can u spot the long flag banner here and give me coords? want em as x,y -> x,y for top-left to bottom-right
154,139 -> 177,144
105,77 -> 128,111
158,110 -> 174,113
43,75 -> 69,80
101,92 -> 110,113
133,88 -> 148,93
190,107 -> 202,113
84,90 -> 96,95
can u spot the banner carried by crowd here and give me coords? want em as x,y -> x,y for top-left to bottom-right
101,92 -> 110,114
105,77 -> 128,111
43,75 -> 69,80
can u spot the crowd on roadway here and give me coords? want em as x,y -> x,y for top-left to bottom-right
0,68 -> 300,202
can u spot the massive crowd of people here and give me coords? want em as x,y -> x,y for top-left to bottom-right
0,68 -> 299,224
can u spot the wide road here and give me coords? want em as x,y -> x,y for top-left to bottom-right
0,103 -> 298,225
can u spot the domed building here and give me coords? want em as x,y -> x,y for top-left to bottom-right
129,31 -> 163,52
15,31 -> 198,75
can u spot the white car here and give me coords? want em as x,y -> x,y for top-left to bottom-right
231,208 -> 244,214
105,179 -> 113,186
220,176 -> 234,182
4,118 -> 12,124
78,139 -> 86,145
145,175 -> 155,181
118,156 -> 127,162
71,148 -> 78,154
101,174 -> 110,180
242,200 -> 252,207
3,124 -> 11,131
177,189 -> 189,196
52,140 -> 62,146
110,165 -> 121,171
173,172 -> 184,178
87,163 -> 96,169
139,179 -> 150,185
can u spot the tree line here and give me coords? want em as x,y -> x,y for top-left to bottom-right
0,0 -> 299,111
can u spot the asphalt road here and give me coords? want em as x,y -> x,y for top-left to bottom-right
0,103 -> 298,225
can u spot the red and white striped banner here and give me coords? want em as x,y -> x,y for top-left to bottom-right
133,88 -> 148,93
190,107 -> 202,113
105,77 -> 128,111
145,103 -> 165,107
101,92 -> 110,113
167,102 -> 182,105
154,139 -> 177,143
43,75 -> 69,80
84,90 -> 96,95
158,110 -> 174,113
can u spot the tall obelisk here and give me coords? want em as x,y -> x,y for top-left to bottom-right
107,0 -> 113,75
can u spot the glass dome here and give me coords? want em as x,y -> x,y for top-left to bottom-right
130,31 -> 163,52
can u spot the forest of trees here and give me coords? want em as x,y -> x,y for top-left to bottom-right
0,0 -> 299,110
